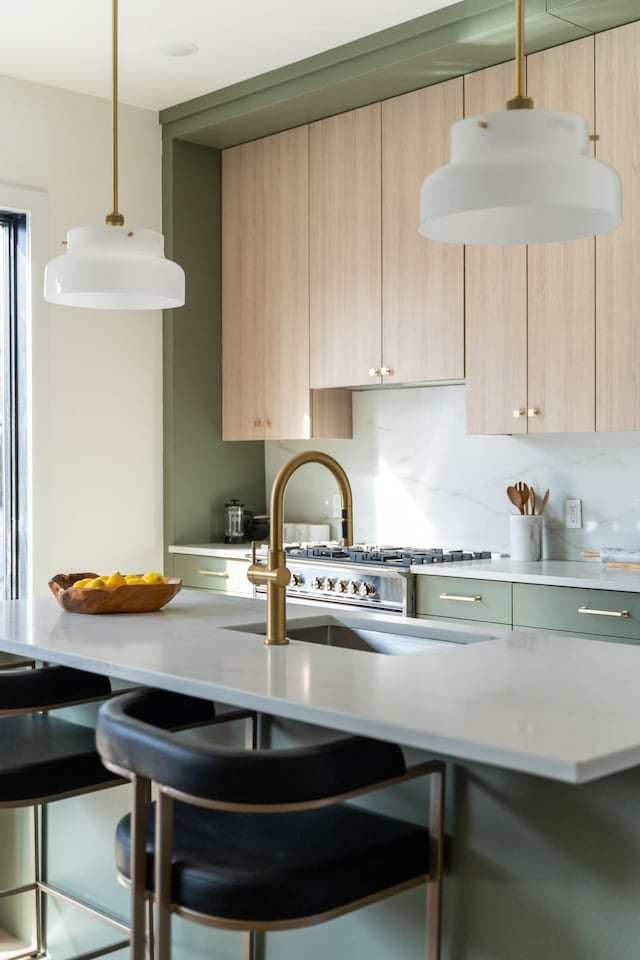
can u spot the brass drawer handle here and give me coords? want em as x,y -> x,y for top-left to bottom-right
381,367 -> 393,376
513,409 -> 525,418
198,569 -> 229,579
527,408 -> 540,418
578,605 -> 630,619
369,368 -> 381,377
439,592 -> 482,603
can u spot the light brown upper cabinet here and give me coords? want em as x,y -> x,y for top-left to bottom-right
595,22 -> 640,431
381,79 -> 464,385
310,92 -> 464,389
222,126 -> 351,441
465,61 -> 528,435
465,41 -> 596,435
309,104 -> 382,389
526,37 -> 596,434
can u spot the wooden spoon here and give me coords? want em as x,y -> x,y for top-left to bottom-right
538,489 -> 550,515
507,486 -> 524,514
529,486 -> 536,516
516,481 -> 530,514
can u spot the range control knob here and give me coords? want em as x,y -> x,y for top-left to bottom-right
325,578 -> 337,592
358,581 -> 377,598
291,573 -> 304,587
347,580 -> 361,595
311,576 -> 324,590
336,580 -> 349,594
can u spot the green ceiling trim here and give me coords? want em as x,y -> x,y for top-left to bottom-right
159,0 -> 637,150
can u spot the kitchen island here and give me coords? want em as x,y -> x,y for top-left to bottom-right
1,589 -> 640,959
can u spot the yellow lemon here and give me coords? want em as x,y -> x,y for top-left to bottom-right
85,577 -> 107,589
142,571 -> 166,584
73,578 -> 92,589
105,572 -> 127,588
125,576 -> 144,585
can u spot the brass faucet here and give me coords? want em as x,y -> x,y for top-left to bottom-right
247,451 -> 353,645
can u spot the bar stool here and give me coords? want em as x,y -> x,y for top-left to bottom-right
96,688 -> 446,960
0,666 -> 218,960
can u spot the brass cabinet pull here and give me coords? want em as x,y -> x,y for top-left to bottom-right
578,605 -> 630,618
439,592 -> 482,603
527,408 -> 540,418
265,418 -> 272,427
369,368 -> 381,377
253,418 -> 263,428
381,367 -> 394,376
198,569 -> 229,579
513,409 -> 525,418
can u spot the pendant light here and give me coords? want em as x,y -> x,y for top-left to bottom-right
44,0 -> 185,309
419,0 -> 622,245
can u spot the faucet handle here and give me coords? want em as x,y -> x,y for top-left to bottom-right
251,540 -> 262,566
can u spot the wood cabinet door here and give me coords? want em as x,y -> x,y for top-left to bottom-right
222,139 -> 265,440
464,61 -> 528,435
595,22 -> 640,431
382,79 -> 464,384
527,37 -> 596,434
261,126 -> 312,440
309,103 -> 382,389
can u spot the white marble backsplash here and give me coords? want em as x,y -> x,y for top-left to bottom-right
264,384 -> 640,560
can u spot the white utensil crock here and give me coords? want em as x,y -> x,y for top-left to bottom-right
510,515 -> 543,562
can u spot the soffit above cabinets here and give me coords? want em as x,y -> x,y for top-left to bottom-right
162,0 -> 640,149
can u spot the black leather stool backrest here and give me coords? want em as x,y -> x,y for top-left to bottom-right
0,664 -> 111,712
97,688 -> 406,808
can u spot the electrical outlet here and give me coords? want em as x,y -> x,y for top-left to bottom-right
332,493 -> 342,518
565,498 -> 582,529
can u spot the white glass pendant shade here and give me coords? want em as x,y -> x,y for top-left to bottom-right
419,109 -> 622,245
44,225 -> 185,309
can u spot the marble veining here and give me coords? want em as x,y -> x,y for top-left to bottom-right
264,384 -> 640,559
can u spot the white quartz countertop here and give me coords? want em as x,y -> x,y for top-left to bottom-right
170,546 -> 640,593
410,558 -> 640,592
3,589 -> 640,784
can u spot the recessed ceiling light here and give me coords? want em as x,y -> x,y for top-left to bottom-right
157,40 -> 199,57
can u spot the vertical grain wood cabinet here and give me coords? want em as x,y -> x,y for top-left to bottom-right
595,21 -> 640,431
465,61 -> 528,436
309,104 -> 382,389
465,41 -> 596,435
309,94 -> 464,389
381,79 -> 464,385
222,126 -> 352,441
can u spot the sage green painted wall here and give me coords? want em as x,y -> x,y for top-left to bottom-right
162,138 -> 265,566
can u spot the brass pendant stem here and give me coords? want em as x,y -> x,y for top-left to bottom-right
106,0 -> 124,226
506,0 -> 534,110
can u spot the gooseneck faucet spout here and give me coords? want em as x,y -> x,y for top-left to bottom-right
247,451 -> 353,645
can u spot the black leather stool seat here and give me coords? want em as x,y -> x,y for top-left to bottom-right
0,713 -> 121,804
115,800 -> 429,924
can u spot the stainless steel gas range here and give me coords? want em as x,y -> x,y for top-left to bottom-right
253,544 -> 492,617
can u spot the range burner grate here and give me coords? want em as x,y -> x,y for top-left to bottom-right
284,544 -> 492,568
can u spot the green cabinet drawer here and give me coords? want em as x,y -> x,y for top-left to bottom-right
513,583 -> 640,642
172,554 -> 252,596
416,576 -> 512,624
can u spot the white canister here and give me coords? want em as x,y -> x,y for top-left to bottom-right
510,515 -> 543,562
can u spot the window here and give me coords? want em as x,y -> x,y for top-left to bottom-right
0,212 -> 27,599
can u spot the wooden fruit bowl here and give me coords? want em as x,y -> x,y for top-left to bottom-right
48,573 -> 182,615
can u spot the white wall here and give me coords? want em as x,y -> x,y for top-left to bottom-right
0,72 -> 164,594
265,384 -> 640,560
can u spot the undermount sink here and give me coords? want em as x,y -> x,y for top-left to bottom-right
227,615 -> 495,655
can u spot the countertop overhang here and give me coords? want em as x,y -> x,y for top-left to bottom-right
3,589 -> 640,785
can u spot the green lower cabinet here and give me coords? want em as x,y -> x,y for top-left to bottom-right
513,583 -> 640,644
416,576 -> 512,625
172,554 -> 252,596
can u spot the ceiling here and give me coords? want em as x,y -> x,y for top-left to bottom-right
1,0 -> 459,112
